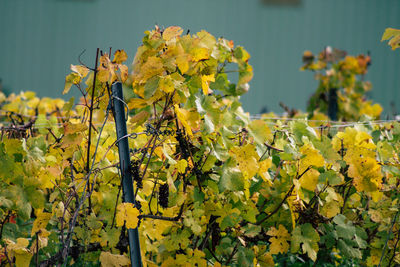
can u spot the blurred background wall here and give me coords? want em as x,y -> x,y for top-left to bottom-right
1,0 -> 400,115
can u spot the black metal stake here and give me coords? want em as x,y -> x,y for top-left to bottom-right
328,88 -> 338,121
111,82 -> 143,267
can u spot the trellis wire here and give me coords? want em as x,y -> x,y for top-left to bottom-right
1,112 -> 400,131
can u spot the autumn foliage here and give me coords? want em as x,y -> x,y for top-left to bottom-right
0,26 -> 400,266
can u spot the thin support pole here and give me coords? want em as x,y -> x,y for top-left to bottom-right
111,82 -> 143,267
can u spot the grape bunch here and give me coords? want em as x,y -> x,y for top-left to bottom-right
158,183 -> 169,209
176,129 -> 190,159
130,160 -> 142,189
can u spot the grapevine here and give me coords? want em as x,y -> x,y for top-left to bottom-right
0,26 -> 399,267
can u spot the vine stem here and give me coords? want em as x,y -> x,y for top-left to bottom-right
136,92 -> 175,198
388,229 -> 400,266
225,242 -> 239,265
111,184 -> 122,228
139,204 -> 184,222
4,246 -> 12,267
379,208 -> 400,267
257,166 -> 311,225
86,48 -> 100,211
36,231 -> 39,266
0,211 -> 11,240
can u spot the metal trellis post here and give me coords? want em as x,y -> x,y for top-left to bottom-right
111,82 -> 143,267
328,87 -> 338,121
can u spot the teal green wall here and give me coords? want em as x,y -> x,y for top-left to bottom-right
1,0 -> 400,115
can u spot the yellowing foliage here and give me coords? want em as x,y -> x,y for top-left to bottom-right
116,203 -> 140,229
2,26 -> 400,267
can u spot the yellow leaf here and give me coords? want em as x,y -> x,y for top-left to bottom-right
342,56 -> 359,72
320,200 -> 340,218
248,120 -> 272,144
258,158 -> 272,184
381,28 -> 400,50
238,64 -> 253,85
129,110 -> 150,128
159,75 -> 175,93
30,229 -> 50,253
71,64 -> 90,78
348,157 -> 382,193
54,202 -> 65,218
99,252 -> 130,267
196,30 -> 217,50
174,104 -> 193,136
176,54 -> 190,74
191,47 -> 209,62
258,252 -> 274,266
119,64 -> 129,82
97,69 -> 110,83
63,72 -> 81,94
299,143 -> 325,173
15,251 -> 33,267
63,122 -> 87,135
332,127 -> 376,163
201,74 -> 215,95
115,204 -> 125,227
60,132 -> 83,149
267,225 -> 290,255
128,98 -> 148,109
37,170 -> 55,189
368,209 -> 383,223
5,238 -> 33,267
31,210 -> 52,236
142,220 -> 174,241
161,257 -> 176,267
113,49 -> 128,64
230,144 -> 259,178
360,102 -> 383,119
176,159 -> 188,174
138,56 -> 164,82
116,203 -> 140,229
371,191 -> 383,203
15,238 -> 29,248
298,168 -> 320,192
163,26 -> 184,41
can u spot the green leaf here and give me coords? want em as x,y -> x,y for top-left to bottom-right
25,187 -> 45,209
201,155 -> 216,172
219,167 -> 244,192
2,222 -> 19,240
100,228 -> 120,248
354,227 -> 368,249
63,72 -> 80,94
248,120 -> 272,145
193,188 -> 205,202
333,214 -> 355,239
319,170 -> 342,185
290,121 -> 317,144
320,223 -> 337,249
238,65 -> 253,85
220,213 -> 241,231
237,246 -> 255,266
338,239 -> 362,259
62,97 -> 75,113
243,224 -> 261,238
291,223 -> 320,261
144,76 -> 160,99
87,213 -> 103,230
312,135 -> 340,162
